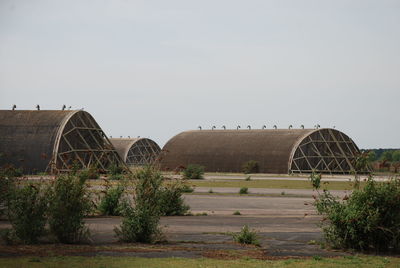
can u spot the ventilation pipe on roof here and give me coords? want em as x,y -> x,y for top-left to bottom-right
288,125 -> 293,129
300,125 -> 304,129
36,105 -> 40,110
222,125 -> 226,130
273,125 -> 277,129
198,126 -> 202,130
237,125 -> 241,130
62,105 -> 66,110
212,126 -> 216,130
247,125 -> 251,129
12,105 -> 16,110
262,125 -> 266,129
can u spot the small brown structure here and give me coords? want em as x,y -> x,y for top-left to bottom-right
0,110 -> 124,174
160,128 -> 361,174
110,138 -> 161,167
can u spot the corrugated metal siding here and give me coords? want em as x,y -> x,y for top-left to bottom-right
0,110 -> 76,173
160,129 -> 314,173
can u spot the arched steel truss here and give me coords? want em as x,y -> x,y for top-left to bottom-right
126,138 -> 161,166
289,128 -> 361,174
51,111 -> 123,173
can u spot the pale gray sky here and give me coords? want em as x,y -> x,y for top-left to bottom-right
0,0 -> 399,148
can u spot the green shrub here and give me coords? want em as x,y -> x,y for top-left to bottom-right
78,166 -> 100,180
48,174 -> 92,243
0,164 -> 23,178
314,177 -> 400,252
159,181 -> 190,216
0,175 -> 16,217
7,183 -> 48,244
99,185 -> 124,216
181,184 -> 194,193
239,187 -> 249,194
242,160 -> 259,174
245,175 -> 251,181
109,163 -> 125,176
232,225 -> 259,246
183,164 -> 204,180
309,171 -> 321,190
109,174 -> 124,180
233,211 -> 241,215
115,167 -> 163,243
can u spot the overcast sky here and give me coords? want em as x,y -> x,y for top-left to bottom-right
0,0 -> 399,148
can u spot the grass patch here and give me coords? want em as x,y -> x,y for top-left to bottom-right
189,179 -> 362,190
0,255 -> 398,268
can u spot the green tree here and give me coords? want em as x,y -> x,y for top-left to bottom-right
367,151 -> 377,162
392,150 -> 400,162
381,151 -> 393,162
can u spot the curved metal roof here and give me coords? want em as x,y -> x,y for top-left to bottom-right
160,128 -> 360,174
0,110 -> 123,174
110,138 -> 161,166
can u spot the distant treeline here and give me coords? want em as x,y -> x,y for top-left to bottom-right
361,148 -> 400,162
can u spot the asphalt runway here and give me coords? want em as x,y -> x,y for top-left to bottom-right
0,193 -> 347,258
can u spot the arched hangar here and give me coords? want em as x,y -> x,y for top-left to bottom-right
160,128 -> 361,174
110,138 -> 161,167
0,110 -> 124,174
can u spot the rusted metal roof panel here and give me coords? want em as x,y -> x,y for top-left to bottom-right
0,110 -> 124,174
0,110 -> 76,173
110,138 -> 161,166
160,129 -> 361,174
160,129 -> 313,173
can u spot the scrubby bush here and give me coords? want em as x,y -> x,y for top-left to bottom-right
99,185 -> 125,216
242,160 -> 259,174
78,166 -> 100,180
0,175 -> 15,217
7,183 -> 48,244
309,171 -> 321,190
314,177 -> 400,252
233,211 -> 241,215
181,184 -> 194,193
233,225 -> 259,246
159,180 -> 190,216
239,187 -> 249,194
0,164 -> 23,178
109,174 -> 124,180
109,163 -> 125,176
183,164 -> 204,180
48,174 -> 92,243
115,167 -> 163,243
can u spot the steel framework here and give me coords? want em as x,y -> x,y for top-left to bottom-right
126,139 -> 160,166
51,111 -> 123,173
110,138 -> 161,167
289,128 -> 360,174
